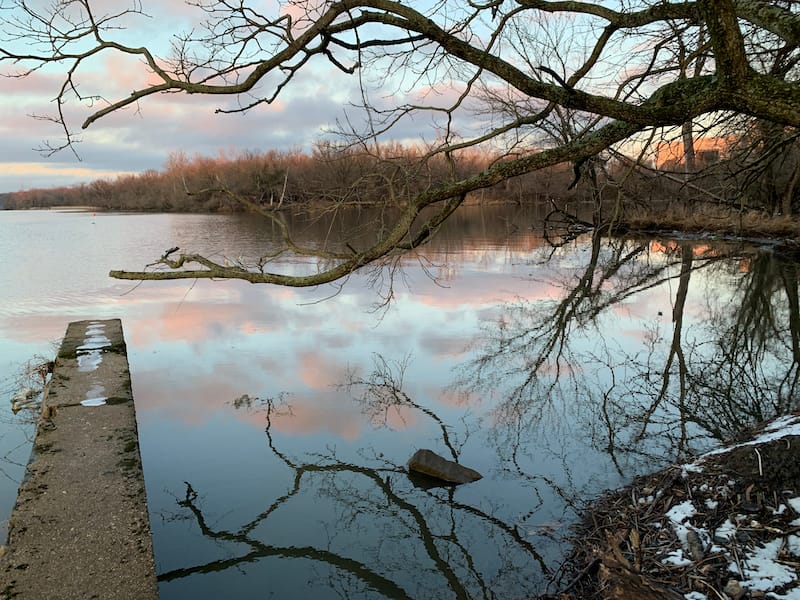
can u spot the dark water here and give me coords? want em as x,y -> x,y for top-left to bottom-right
0,206 -> 797,598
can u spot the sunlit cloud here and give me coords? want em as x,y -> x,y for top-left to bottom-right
297,351 -> 349,390
363,402 -> 420,431
0,8 -> 363,191
136,364 -> 367,440
0,313 -> 74,346
0,162 -> 134,183
264,392 -> 364,439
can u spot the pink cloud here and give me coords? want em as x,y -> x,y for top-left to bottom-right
297,351 -> 349,390
408,81 -> 469,106
280,1 -> 328,35
0,71 -> 65,96
0,313 -> 73,346
0,162 -> 133,180
126,302 -> 263,346
134,362 -> 364,439
264,392 -> 363,439
134,367 -> 256,425
100,53 -> 165,91
366,402 -> 420,431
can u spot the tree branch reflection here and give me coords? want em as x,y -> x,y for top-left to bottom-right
160,396 -> 549,598
157,234 -> 800,598
682,253 -> 800,437
345,354 -> 476,463
162,477 -> 415,599
458,233 -> 800,470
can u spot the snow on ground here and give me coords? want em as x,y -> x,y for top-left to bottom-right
571,414 -> 800,600
662,415 -> 800,599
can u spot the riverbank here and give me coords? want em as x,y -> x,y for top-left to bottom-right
546,414 -> 800,599
622,210 -> 800,246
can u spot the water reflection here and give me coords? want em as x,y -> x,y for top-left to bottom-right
117,227 -> 800,598
457,233 -> 800,476
2,208 -> 800,598
161,397 -> 550,600
666,250 -> 800,438
348,354 -> 476,462
155,233 -> 800,597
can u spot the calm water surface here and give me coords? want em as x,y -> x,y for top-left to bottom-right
0,207 -> 797,598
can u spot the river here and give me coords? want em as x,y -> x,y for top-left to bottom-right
0,205 -> 797,599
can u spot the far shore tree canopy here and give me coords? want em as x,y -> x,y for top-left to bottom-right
2,0 -> 800,286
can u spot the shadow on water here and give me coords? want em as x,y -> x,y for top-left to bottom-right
154,226 -> 800,598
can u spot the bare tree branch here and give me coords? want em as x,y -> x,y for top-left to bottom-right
4,0 -> 800,284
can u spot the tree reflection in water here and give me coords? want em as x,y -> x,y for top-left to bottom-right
158,232 -> 800,598
460,232 -> 800,473
162,395 -> 550,599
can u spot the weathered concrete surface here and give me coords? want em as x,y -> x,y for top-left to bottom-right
407,449 -> 482,484
0,319 -> 158,600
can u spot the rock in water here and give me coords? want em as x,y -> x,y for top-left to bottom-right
407,449 -> 482,484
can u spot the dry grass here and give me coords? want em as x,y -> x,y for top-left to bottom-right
623,206 -> 800,241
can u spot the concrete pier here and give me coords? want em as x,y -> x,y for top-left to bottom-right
0,319 -> 157,599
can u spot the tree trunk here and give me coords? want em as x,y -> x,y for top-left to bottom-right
682,121 -> 696,178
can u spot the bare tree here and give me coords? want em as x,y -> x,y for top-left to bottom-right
3,0 -> 800,285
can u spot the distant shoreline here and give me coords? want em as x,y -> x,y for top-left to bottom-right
50,205 -> 97,212
3,203 -> 800,253
1,205 -> 97,212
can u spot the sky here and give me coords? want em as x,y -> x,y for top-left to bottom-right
0,1 -> 453,193
0,1 -> 657,195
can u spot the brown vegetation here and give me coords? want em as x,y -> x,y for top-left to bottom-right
1,145 -> 581,212
624,207 -> 800,242
6,137 -> 800,251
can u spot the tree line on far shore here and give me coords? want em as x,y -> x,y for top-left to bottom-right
2,144 -> 585,212
4,133 -> 800,222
